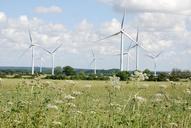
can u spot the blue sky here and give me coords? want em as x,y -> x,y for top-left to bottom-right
0,0 -> 191,71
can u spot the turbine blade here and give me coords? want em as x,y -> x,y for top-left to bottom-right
95,32 -> 121,42
52,43 -> 63,53
38,45 -> 52,54
136,27 -> 139,42
90,59 -> 95,66
28,29 -> 33,44
121,9 -> 126,29
146,54 -> 154,59
156,51 -> 163,58
18,47 -> 31,59
91,49 -> 95,58
122,30 -> 137,44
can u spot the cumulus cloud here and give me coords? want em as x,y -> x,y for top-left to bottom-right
34,6 -> 63,14
99,0 -> 191,14
0,12 -> 7,22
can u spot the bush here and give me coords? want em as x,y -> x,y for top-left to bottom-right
116,71 -> 130,81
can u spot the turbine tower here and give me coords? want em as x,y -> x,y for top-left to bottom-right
41,41 -> 64,76
146,52 -> 162,77
90,50 -> 97,74
135,27 -> 139,71
124,42 -> 136,71
95,9 -> 126,71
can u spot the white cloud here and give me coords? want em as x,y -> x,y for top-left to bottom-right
99,0 -> 191,14
0,12 -> 7,22
34,6 -> 63,14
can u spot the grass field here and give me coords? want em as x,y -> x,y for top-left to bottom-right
0,78 -> 191,128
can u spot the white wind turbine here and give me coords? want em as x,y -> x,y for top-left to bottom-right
40,41 -> 64,76
146,52 -> 163,77
123,42 -> 136,71
95,9 -> 127,71
114,42 -> 136,71
20,29 -> 41,75
123,27 -> 150,71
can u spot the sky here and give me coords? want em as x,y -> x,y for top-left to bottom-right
0,0 -> 191,71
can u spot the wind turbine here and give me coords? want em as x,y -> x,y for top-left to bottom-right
40,41 -> 64,76
95,9 -> 127,71
114,42 -> 136,71
19,29 -> 41,75
122,27 -> 150,71
90,50 -> 97,74
146,52 -> 163,77
123,42 -> 136,71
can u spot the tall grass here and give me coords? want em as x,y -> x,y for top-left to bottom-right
0,78 -> 191,127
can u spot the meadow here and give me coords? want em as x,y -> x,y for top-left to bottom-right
0,78 -> 191,128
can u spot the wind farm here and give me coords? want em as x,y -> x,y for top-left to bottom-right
0,1 -> 191,127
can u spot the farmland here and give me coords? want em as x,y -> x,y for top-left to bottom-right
0,78 -> 191,128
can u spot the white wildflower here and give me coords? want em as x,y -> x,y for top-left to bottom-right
14,120 -> 21,124
72,91 -> 82,96
185,89 -> 191,94
55,100 -> 64,104
135,96 -> 146,103
76,110 -> 83,115
169,123 -> 178,127
64,95 -> 75,100
47,104 -> 58,110
90,111 -> 96,114
187,106 -> 191,110
66,103 -> 76,108
52,121 -> 62,125
7,101 -> 13,105
109,75 -> 120,86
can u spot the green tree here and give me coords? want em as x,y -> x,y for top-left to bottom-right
63,66 -> 76,76
157,72 -> 169,81
116,71 -> 130,81
54,66 -> 63,75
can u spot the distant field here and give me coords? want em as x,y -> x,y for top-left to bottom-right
0,78 -> 191,127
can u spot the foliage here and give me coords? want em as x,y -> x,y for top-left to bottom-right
54,66 -> 63,75
116,71 -> 130,81
63,66 -> 76,76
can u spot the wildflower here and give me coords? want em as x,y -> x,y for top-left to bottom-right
55,100 -> 64,104
76,110 -> 83,115
14,120 -> 21,124
187,106 -> 191,110
109,75 -> 120,86
7,101 -> 13,105
135,96 -> 146,103
64,95 -> 75,100
52,121 -> 62,125
47,104 -> 58,110
90,111 -> 96,114
155,93 -> 163,98
185,89 -> 191,94
66,103 -> 76,108
72,91 -> 82,96
169,123 -> 178,127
